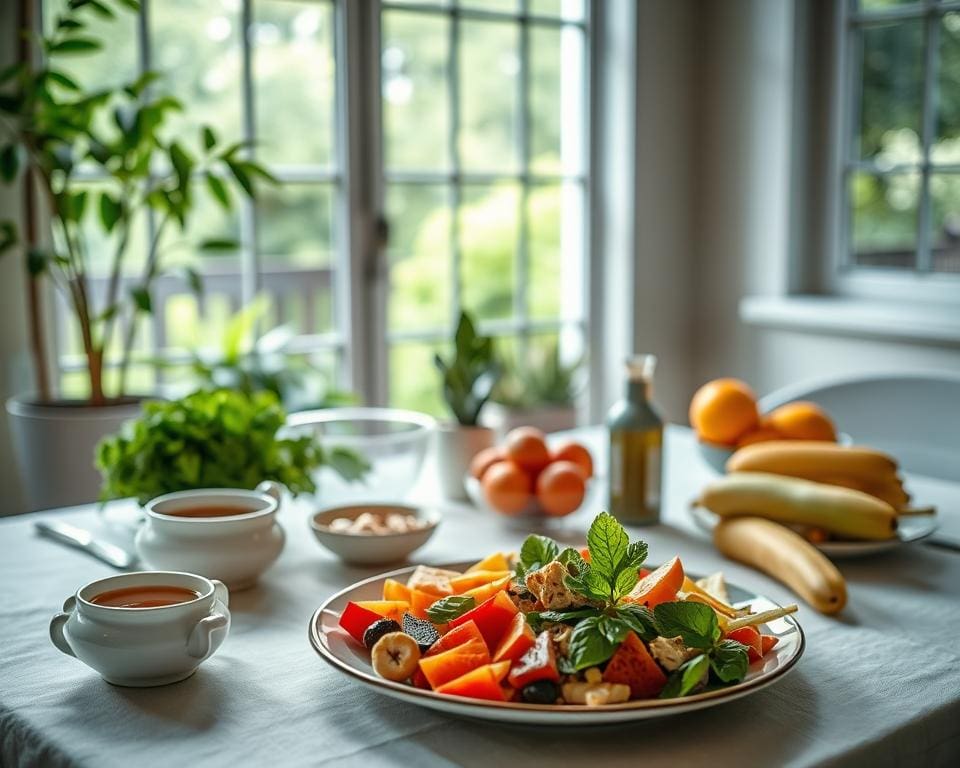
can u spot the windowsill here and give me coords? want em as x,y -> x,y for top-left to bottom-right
739,295 -> 960,346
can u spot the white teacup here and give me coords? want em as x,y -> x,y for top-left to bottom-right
135,481 -> 285,589
50,571 -> 231,687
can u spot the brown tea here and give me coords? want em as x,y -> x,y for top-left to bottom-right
90,585 -> 200,608
165,505 -> 255,518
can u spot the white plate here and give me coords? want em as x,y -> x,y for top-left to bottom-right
308,561 -> 805,725
689,506 -> 938,559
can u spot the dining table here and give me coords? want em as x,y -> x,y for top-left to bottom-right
1,424 -> 959,768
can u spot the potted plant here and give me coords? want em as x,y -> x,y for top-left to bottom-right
96,388 -> 369,506
484,342 -> 585,437
433,311 -> 500,500
0,0 -> 272,510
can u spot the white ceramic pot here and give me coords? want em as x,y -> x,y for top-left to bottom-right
434,423 -> 495,501
5,396 -> 144,512
135,482 -> 285,590
481,402 -> 579,439
49,570 -> 230,687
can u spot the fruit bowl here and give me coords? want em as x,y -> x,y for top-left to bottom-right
463,474 -> 597,523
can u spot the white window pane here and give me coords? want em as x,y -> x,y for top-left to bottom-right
850,171 -> 919,269
253,0 -> 336,166
460,183 -> 519,321
528,0 -> 585,21
528,182 -> 584,321
530,24 -> 585,175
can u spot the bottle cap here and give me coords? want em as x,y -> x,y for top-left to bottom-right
625,354 -> 657,382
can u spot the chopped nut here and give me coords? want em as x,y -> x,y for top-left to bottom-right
562,681 -> 631,706
546,624 -> 573,658
584,667 -> 603,684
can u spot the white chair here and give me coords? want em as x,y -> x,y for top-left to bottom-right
759,372 -> 960,482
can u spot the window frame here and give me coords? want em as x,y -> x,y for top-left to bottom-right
825,0 -> 960,304
43,0 -> 600,418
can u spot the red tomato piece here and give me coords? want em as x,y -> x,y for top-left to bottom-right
436,661 -> 511,701
726,626 -> 763,663
602,631 -> 667,699
507,631 -> 560,689
338,601 -> 384,644
447,590 -> 519,650
492,612 -> 536,663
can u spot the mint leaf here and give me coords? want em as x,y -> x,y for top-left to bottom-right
586,511 -> 629,583
710,639 -> 749,683
518,534 -> 560,578
613,566 -> 640,601
567,616 -> 621,671
653,602 -> 720,650
534,608 -> 602,624
424,595 -> 476,623
557,547 -> 586,572
596,615 -> 631,645
659,654 -> 710,698
623,540 -> 648,571
615,604 -> 659,641
563,564 -> 609,603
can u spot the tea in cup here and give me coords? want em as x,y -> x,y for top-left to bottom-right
135,481 -> 285,589
50,570 -> 230,687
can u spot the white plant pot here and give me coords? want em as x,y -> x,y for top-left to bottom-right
434,423 -> 495,501
6,396 -> 144,512
481,402 -> 579,439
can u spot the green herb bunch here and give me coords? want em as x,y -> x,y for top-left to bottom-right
96,388 -> 369,504
434,311 -> 499,426
514,512 -> 751,697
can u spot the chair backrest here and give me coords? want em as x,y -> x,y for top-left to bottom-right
759,372 -> 960,482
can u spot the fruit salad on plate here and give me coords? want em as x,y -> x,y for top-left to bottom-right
336,512 -> 797,706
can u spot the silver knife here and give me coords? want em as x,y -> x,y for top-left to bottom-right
35,519 -> 138,570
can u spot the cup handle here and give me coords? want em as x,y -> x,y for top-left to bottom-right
211,579 -> 230,608
49,611 -> 76,658
256,480 -> 283,506
187,611 -> 230,660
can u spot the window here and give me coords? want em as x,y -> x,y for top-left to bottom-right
41,0 -> 592,416
840,0 -> 960,279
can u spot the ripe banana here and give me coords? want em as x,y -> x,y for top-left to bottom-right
726,441 -> 898,481
713,517 -> 847,615
819,475 -> 910,510
698,472 -> 898,541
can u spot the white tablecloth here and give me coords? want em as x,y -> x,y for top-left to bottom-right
1,426 -> 959,767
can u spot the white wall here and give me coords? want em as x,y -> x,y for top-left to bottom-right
689,0 -> 960,404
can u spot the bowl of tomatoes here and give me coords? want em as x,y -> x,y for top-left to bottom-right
464,427 -> 595,521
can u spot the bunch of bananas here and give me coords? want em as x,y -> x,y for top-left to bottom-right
696,440 -> 934,615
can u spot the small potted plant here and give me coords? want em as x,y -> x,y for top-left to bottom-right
433,311 -> 499,500
484,341 -> 584,437
0,0 -> 271,510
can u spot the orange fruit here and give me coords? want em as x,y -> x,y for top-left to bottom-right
469,446 -> 505,480
504,426 -> 551,474
766,401 -> 837,442
480,461 -> 531,515
735,426 -> 784,448
550,441 -> 593,479
535,460 -> 586,517
689,378 -> 759,445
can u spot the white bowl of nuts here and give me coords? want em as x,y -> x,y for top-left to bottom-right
309,504 -> 440,565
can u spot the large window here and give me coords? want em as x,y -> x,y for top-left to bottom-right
41,0 -> 591,416
841,0 -> 960,278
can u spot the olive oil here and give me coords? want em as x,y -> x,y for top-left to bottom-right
607,355 -> 663,525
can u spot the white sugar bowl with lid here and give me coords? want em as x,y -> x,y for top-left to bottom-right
134,481 -> 285,589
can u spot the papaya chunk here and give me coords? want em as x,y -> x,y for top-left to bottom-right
624,556 -> 685,608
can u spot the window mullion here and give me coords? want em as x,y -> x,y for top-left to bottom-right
449,7 -> 462,332
516,1 -> 530,362
917,6 -> 939,272
240,0 -> 260,306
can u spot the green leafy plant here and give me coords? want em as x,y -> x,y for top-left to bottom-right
181,296 -> 356,412
433,311 -> 500,426
0,0 -> 275,404
516,512 -> 751,693
96,388 -> 369,504
493,341 -> 585,408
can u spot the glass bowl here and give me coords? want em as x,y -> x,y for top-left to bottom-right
286,407 -> 436,504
